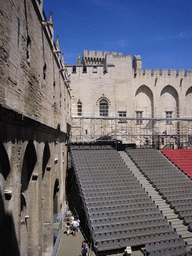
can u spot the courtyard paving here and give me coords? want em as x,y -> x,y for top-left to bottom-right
55,221 -> 144,256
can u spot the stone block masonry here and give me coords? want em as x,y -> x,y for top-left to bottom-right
0,0 -> 71,255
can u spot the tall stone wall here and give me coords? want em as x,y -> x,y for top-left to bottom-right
68,50 -> 192,119
0,0 -> 71,255
67,51 -> 192,147
0,0 -> 70,132
133,68 -> 192,118
68,52 -> 134,117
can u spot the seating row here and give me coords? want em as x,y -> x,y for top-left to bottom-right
93,219 -> 169,233
81,183 -> 142,190
82,186 -> 144,194
77,173 -> 135,181
86,198 -> 152,208
85,194 -> 148,202
95,229 -> 178,244
95,231 -> 180,251
94,225 -> 174,240
126,148 -> 192,232
145,238 -> 185,252
147,246 -> 190,256
89,207 -> 160,220
79,179 -> 137,186
83,190 -> 146,198
70,147 -> 187,253
87,202 -> 157,213
161,149 -> 192,179
91,213 -> 164,226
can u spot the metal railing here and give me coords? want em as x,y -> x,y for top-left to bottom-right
51,204 -> 68,256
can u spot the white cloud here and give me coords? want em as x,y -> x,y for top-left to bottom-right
104,39 -> 129,48
118,40 -> 127,47
179,29 -> 191,37
153,29 -> 192,41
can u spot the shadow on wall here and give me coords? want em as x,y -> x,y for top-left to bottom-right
0,142 -> 20,255
0,190 -> 20,256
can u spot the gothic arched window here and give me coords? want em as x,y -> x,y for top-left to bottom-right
99,99 -> 108,116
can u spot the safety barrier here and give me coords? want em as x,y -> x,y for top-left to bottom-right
51,205 -> 68,256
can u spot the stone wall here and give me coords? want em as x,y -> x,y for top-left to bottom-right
67,50 -> 192,147
0,0 -> 71,255
0,0 -> 70,132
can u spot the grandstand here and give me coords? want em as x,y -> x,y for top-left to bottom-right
67,143 -> 192,256
161,149 -> 192,179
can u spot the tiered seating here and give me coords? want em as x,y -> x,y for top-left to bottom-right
126,148 -> 192,236
70,145 -> 188,255
145,238 -> 189,256
161,149 -> 192,179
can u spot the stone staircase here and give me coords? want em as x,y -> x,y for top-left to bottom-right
119,151 -> 192,250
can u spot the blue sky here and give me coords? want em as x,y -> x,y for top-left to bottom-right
44,0 -> 192,70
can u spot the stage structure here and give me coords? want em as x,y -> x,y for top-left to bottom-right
70,114 -> 192,149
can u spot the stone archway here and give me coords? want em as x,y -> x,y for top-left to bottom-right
0,142 -> 10,185
21,140 -> 37,193
53,179 -> 59,222
42,141 -> 50,179
0,142 -> 13,255
160,85 -> 179,117
20,140 -> 37,256
20,193 -> 28,256
159,85 -> 180,142
42,141 -> 52,254
185,86 -> 192,117
135,85 -> 154,118
0,142 -> 11,210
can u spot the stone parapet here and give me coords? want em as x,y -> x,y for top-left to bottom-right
82,50 -> 123,58
134,68 -> 192,78
81,50 -> 125,65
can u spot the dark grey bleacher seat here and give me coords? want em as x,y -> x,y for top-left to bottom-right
71,146 -> 188,254
126,148 -> 192,234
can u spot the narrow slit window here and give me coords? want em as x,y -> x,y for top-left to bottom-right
77,100 -> 82,116
26,36 -> 31,63
43,62 -> 47,80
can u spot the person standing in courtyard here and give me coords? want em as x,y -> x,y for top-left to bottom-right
81,240 -> 87,256
71,218 -> 80,236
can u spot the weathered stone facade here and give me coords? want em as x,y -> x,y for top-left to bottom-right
0,0 -> 70,255
67,50 -> 192,148
0,0 -> 192,254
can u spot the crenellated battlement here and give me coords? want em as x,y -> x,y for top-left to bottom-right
134,68 -> 192,78
82,50 -> 123,58
82,50 -> 124,65
32,0 -> 67,79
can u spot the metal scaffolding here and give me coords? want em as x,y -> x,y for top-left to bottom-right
70,115 -> 192,149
